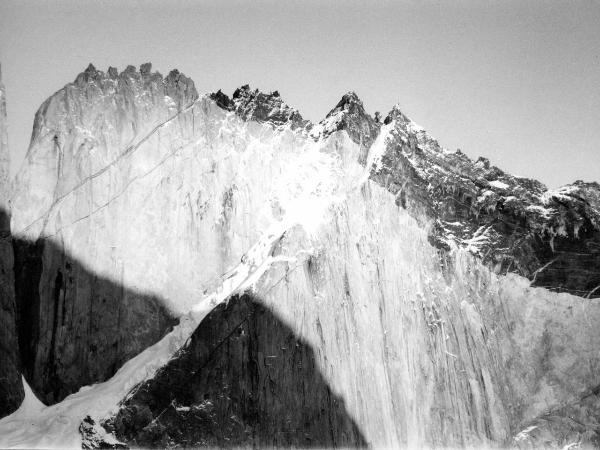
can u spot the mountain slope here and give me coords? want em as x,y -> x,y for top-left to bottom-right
1,63 -> 599,448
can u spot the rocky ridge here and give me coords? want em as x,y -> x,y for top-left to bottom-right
217,79 -> 600,298
210,84 -> 308,129
372,106 -> 600,297
212,79 -> 600,299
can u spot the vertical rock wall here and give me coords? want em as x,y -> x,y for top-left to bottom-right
11,65 -> 191,404
103,138 -> 600,447
0,63 -> 24,418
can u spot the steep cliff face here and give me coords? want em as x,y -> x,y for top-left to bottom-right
10,64 -> 193,403
2,64 -> 599,448
0,64 -> 24,418
372,106 -> 600,297
105,293 -> 367,448
104,180 -> 600,448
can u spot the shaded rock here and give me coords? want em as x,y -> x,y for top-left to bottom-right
370,106 -> 600,297
13,235 -> 178,404
208,89 -> 233,111
104,293 -> 367,448
0,64 -> 24,418
312,91 -> 381,162
228,84 -> 309,129
80,416 -> 127,449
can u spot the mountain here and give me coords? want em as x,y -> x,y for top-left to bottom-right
1,63 -> 599,448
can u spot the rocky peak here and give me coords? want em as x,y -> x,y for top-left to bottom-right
373,102 -> 600,297
29,63 -> 198,151
71,63 -> 197,103
335,91 -> 362,110
163,68 -> 197,108
311,91 -> 380,158
209,89 -> 232,110
211,85 -> 307,129
73,63 -> 102,85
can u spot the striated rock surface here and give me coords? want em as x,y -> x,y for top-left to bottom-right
2,63 -> 599,447
0,63 -> 24,418
105,293 -> 367,448
10,63 -> 192,403
368,106 -> 600,298
13,236 -> 178,404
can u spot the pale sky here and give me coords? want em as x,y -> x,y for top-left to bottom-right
0,0 -> 599,186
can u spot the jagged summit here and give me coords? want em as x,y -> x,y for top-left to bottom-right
70,62 -> 198,108
375,106 -> 600,296
25,63 -> 198,158
73,62 -> 195,93
210,84 -> 308,129
204,82 -> 598,296
209,87 -> 380,148
309,91 -> 381,159
335,91 -> 362,108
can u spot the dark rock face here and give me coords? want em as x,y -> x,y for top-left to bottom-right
0,65 -> 24,419
316,92 -> 381,162
6,63 -> 197,405
367,106 -> 600,298
80,416 -> 127,450
13,236 -> 178,405
104,294 -> 367,448
211,85 -> 309,129
0,210 -> 23,418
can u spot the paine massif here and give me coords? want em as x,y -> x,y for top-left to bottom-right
0,63 -> 599,449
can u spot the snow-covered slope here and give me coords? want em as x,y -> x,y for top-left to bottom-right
1,63 -> 599,448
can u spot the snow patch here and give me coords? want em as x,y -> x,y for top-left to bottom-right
489,180 -> 509,190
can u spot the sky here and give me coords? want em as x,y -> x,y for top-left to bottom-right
0,0 -> 599,187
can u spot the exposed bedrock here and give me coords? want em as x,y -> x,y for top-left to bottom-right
13,234 -> 178,405
0,208 -> 22,418
0,64 -> 24,418
372,107 -> 600,298
97,182 -> 600,448
105,293 -> 367,448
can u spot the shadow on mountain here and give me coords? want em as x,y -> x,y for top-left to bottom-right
0,208 -> 23,417
0,208 -> 179,406
104,293 -> 368,448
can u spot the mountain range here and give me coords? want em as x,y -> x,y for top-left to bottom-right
0,63 -> 599,448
